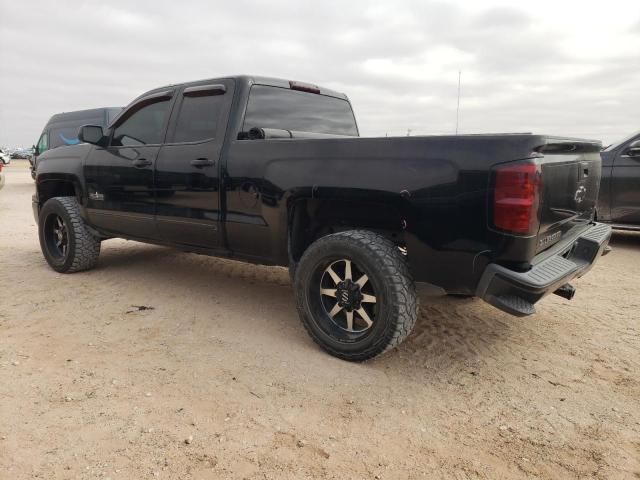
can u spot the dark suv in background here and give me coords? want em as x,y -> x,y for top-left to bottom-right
598,131 -> 640,230
32,107 -> 122,178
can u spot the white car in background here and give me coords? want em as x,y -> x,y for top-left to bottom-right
0,162 -> 5,190
0,149 -> 10,165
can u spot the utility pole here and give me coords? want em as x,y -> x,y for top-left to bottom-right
455,70 -> 461,135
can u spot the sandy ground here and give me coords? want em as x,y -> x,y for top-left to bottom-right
0,161 -> 639,479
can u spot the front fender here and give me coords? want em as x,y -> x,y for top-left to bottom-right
36,144 -> 93,202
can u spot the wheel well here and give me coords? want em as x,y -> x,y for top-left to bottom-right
288,198 -> 406,263
38,180 -> 78,205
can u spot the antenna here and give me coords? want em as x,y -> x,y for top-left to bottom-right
455,70 -> 461,135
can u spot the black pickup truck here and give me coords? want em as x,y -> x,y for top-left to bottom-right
33,75 -> 612,360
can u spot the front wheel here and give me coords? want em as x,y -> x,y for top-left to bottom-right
294,230 -> 418,361
38,196 -> 101,273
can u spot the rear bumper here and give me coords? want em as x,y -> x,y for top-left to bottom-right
476,222 -> 612,316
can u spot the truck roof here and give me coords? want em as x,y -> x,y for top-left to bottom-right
134,75 -> 349,102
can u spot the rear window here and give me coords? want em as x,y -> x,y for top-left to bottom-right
243,85 -> 358,136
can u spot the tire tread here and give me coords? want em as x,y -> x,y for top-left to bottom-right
295,230 -> 418,361
43,197 -> 100,273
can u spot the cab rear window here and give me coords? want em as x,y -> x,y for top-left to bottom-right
243,85 -> 358,136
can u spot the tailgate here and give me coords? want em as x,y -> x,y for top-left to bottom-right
535,139 -> 602,253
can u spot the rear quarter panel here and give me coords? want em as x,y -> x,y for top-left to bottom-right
224,134 -> 546,292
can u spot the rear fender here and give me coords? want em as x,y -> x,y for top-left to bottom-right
285,190 -> 408,263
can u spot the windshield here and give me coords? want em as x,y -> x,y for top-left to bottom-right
243,85 -> 358,136
602,130 -> 640,151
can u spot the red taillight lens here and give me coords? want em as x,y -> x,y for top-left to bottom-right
493,162 -> 540,234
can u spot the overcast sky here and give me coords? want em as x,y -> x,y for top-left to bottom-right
1,0 -> 638,147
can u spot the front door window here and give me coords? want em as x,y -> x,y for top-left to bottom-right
111,99 -> 171,147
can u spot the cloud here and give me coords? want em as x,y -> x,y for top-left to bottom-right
0,0 -> 639,146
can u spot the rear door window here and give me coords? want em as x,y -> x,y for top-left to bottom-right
170,87 -> 227,143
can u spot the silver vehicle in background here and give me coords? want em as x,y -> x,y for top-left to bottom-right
0,148 -> 11,165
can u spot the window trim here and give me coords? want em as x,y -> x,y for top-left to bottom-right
183,84 -> 226,97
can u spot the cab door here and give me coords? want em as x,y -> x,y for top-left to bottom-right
84,91 -> 174,238
610,135 -> 640,226
154,80 -> 234,248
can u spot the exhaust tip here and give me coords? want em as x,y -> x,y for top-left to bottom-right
554,283 -> 576,300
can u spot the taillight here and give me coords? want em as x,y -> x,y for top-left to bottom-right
492,162 -> 541,235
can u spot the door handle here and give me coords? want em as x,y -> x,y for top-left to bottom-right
132,158 -> 152,168
190,158 -> 215,168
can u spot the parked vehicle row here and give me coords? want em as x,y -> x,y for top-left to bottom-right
11,150 -> 33,160
32,75 -> 611,360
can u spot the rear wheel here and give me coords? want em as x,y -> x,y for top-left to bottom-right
294,230 -> 418,361
39,196 -> 101,273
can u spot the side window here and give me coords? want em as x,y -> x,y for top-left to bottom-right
172,91 -> 224,143
37,133 -> 49,154
112,99 -> 170,147
50,126 -> 81,148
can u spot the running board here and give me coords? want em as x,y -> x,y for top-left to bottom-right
486,294 -> 536,317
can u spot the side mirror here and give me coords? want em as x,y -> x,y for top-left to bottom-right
33,144 -> 39,156
78,125 -> 106,146
627,140 -> 640,157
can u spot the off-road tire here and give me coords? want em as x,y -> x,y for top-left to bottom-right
39,196 -> 101,273
294,230 -> 418,361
